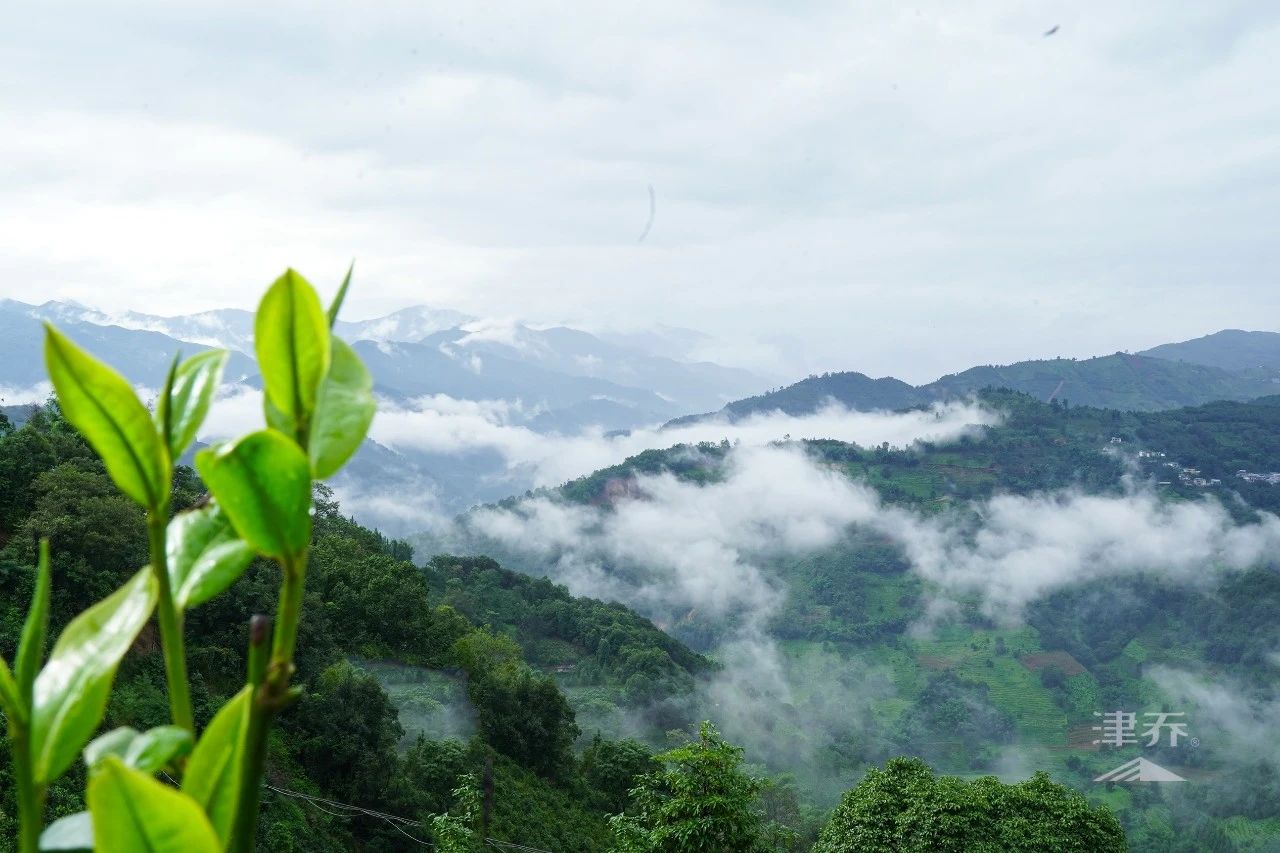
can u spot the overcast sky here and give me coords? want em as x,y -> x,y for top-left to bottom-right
2,1 -> 1278,382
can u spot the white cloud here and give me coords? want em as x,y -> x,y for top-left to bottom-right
0,383 -> 52,406
198,383 -> 1280,626
2,2 -> 1278,381
372,396 -> 996,490
462,443 -> 1280,628
888,489 -> 1280,620
1150,667 -> 1280,765
198,384 -> 267,443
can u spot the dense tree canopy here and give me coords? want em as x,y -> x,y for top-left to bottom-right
814,758 -> 1126,853
0,403 -> 711,851
610,722 -> 785,853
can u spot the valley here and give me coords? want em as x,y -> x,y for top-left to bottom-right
1,302 -> 1278,851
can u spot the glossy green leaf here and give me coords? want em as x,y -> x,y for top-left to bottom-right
264,393 -> 297,437
16,538 -> 51,709
255,269 -> 330,430
84,726 -> 193,774
31,568 -> 157,784
82,727 -> 139,768
125,725 -> 192,772
89,756 -> 220,852
0,656 -> 20,723
167,502 -> 256,610
310,338 -> 375,479
327,261 -> 354,327
156,349 -> 229,459
184,686 -> 250,843
39,811 -> 92,852
43,324 -> 169,509
156,352 -> 179,460
195,430 -> 312,560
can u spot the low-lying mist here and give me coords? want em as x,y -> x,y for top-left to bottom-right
198,385 -> 997,534
439,438 -> 1280,800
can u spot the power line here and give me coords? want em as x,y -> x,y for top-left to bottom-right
483,835 -> 555,850
162,769 -> 557,852
265,784 -> 419,826
380,816 -> 435,847
260,780 -> 556,853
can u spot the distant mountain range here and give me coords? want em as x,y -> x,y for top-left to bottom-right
0,297 -> 772,527
0,298 -> 764,430
1137,328 -> 1280,372
4,295 -> 1277,532
668,330 -> 1280,425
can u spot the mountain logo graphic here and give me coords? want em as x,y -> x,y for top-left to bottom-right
1094,757 -> 1186,783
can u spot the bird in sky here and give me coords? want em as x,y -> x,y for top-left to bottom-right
1044,25 -> 1060,37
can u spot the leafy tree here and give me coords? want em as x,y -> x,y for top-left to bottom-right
446,628 -> 581,782
286,662 -> 403,806
610,721 -> 778,852
0,421 -> 56,537
427,774 -> 482,853
5,462 -> 147,626
581,735 -> 657,814
813,757 -> 1127,853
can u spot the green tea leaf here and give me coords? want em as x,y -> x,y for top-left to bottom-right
310,338 -> 375,479
0,657 -> 20,723
157,352 -> 179,463
39,811 -> 92,851
31,567 -> 157,784
264,393 -> 297,437
83,727 -> 139,769
43,324 -> 169,509
184,685 -> 250,843
156,349 -> 229,459
195,430 -> 312,560
84,726 -> 192,774
255,269 -> 330,430
89,756 -> 220,852
167,503 -> 256,610
327,261 -> 354,327
16,538 -> 51,708
124,725 -> 193,772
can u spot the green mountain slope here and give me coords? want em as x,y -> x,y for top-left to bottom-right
670,344 -> 1280,425
666,372 -> 925,426
1140,329 -> 1280,372
438,391 -> 1280,852
929,353 -> 1280,410
0,404 -> 711,852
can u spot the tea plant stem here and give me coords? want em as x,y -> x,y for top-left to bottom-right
12,726 -> 44,853
269,552 -> 307,672
230,693 -> 270,853
230,553 -> 307,853
148,511 -> 194,734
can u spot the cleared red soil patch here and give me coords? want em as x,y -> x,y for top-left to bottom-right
1062,723 -> 1102,751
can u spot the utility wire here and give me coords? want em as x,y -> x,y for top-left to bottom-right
163,769 -> 557,852
259,778 -> 556,853
487,840 -> 560,853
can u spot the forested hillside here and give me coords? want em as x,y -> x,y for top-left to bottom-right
6,385 -> 1279,850
433,391 -> 1280,852
0,404 -> 718,851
